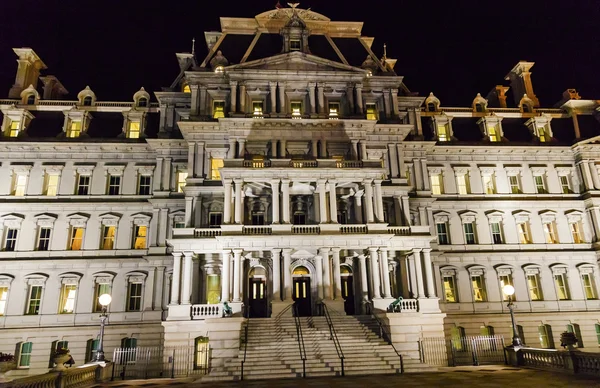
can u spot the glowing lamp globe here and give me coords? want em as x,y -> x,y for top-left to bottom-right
502,285 -> 515,296
98,294 -> 112,307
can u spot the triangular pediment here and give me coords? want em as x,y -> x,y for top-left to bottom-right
227,52 -> 367,73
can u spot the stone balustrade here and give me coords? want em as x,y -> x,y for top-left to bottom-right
6,364 -> 103,388
191,304 -> 223,319
340,225 -> 368,234
291,225 -> 320,234
387,226 -> 411,236
242,225 -> 273,235
194,228 -> 222,238
509,348 -> 600,378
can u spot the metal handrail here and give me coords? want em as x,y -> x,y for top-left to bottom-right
240,305 -> 250,381
292,304 -> 307,378
319,302 -> 345,376
367,302 -> 404,373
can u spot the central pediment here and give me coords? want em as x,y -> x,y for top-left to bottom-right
226,52 -> 367,73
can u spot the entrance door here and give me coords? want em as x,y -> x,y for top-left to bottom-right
293,277 -> 311,316
341,276 -> 355,315
249,278 -> 268,318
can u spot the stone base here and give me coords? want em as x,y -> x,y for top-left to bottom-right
367,223 -> 389,232
371,297 -> 396,312
319,223 -> 340,233
271,224 -> 292,234
220,224 -> 243,234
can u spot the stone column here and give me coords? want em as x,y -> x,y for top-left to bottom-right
272,249 -> 281,301
358,254 -> 369,303
238,139 -> 246,158
228,139 -> 237,159
396,144 -> 405,178
320,248 -> 331,299
401,196 -> 410,226
181,252 -> 193,304
388,144 -> 398,178
360,142 -> 367,161
364,179 -> 375,223
321,139 -> 327,158
185,197 -> 194,227
413,158 -> 423,190
354,191 -> 364,224
318,179 -> 328,223
221,250 -> 231,302
412,249 -> 426,298
229,81 -> 237,113
308,83 -> 316,115
234,179 -> 243,224
170,252 -> 182,305
279,139 -> 287,158
154,158 -> 163,191
187,142 -> 195,178
346,84 -> 355,114
317,83 -> 325,114
311,140 -> 318,158
154,266 -> 166,310
421,159 -> 430,190
271,179 -> 280,224
278,83 -> 286,115
369,248 -> 382,299
332,248 -> 342,299
239,84 -> 246,114
224,179 -> 232,224
232,249 -> 243,302
199,86 -> 207,116
315,254 -> 324,300
158,208 -> 168,246
329,180 -> 338,224
163,157 -> 172,192
380,248 -> 392,298
373,179 -> 384,222
355,84 -> 363,114
351,140 -> 359,160
283,248 -> 292,300
391,89 -> 399,118
422,248 -> 436,298
196,142 -> 205,178
281,179 -> 291,223
269,82 -> 277,114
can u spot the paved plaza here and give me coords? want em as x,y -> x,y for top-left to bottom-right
97,367 -> 600,388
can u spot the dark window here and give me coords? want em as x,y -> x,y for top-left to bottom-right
138,98 -> 148,108
127,283 -> 142,311
83,96 -> 93,106
251,213 -> 265,226
290,39 -> 301,51
5,228 -> 18,251
209,212 -> 222,228
337,211 -> 347,224
138,175 -> 151,195
37,227 -> 51,251
523,104 -> 531,113
108,175 -> 121,195
436,223 -> 449,245
475,103 -> 483,112
427,103 -> 436,112
293,212 -> 306,225
26,95 -> 35,105
77,175 -> 90,195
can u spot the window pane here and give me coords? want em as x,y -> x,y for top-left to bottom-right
456,175 -> 469,194
436,223 -> 449,245
527,274 -> 542,301
59,284 -> 77,314
94,283 -> 111,312
27,286 -> 43,315
443,276 -> 456,302
430,174 -> 443,195
102,226 -> 115,250
554,273 -> 569,300
464,223 -> 476,244
366,104 -> 377,120
177,172 -> 189,192
471,275 -> 487,301
19,342 -> 33,367
45,174 -> 59,196
138,175 -> 151,195
37,227 -> 51,251
128,121 -> 141,138
108,175 -> 121,195
491,222 -> 503,244
133,225 -> 147,249
5,228 -> 18,251
509,176 -> 521,194
0,286 -> 8,315
582,273 -> 596,299
77,175 -> 90,195
128,283 -> 142,311
69,227 -> 84,250
210,159 -> 224,180
14,174 -> 27,196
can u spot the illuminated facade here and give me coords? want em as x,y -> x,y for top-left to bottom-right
0,4 -> 599,378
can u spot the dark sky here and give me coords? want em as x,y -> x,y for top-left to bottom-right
0,0 -> 598,107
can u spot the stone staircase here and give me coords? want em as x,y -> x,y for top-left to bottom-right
202,313 -> 434,382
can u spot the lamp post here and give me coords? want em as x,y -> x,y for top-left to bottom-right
502,285 -> 523,347
93,293 -> 112,363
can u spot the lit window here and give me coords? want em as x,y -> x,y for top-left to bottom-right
291,101 -> 302,118
480,326 -> 494,336
471,274 -> 487,302
133,225 -> 147,249
488,125 -> 500,142
44,174 -> 59,196
490,222 -> 503,244
195,337 -> 210,371
93,283 -> 111,312
534,175 -> 546,194
8,120 -> 20,137
437,125 -> 449,141
76,175 -> 91,195
517,222 -> 531,244
499,274 -> 513,301
12,173 -> 28,196
570,222 -> 583,243
538,125 -> 550,142
107,175 -> 121,195
554,273 -> 570,300
443,276 -> 457,302
559,175 -> 571,194
290,39 -> 301,51
581,273 -> 597,300
4,228 -> 18,251
252,101 -> 263,117
0,287 -> 8,315
482,174 -> 495,194
366,103 -> 378,120
209,212 -> 223,228
26,285 -> 43,315
17,342 -> 33,368
328,102 -> 340,119
177,171 -> 188,192
508,175 -> 521,194
436,222 -> 449,245
138,175 -> 151,195
127,283 -> 142,311
214,66 -> 224,73
69,227 -> 84,250
456,174 -> 470,195
183,84 -> 191,93
101,225 -> 116,250
206,275 -> 220,305
527,274 -> 543,300
59,284 -> 77,314
127,121 -> 141,139
463,222 -> 476,244
67,121 -> 82,138
210,158 -> 224,180
430,174 -> 443,195
543,221 -> 558,244
37,227 -> 51,251
213,101 -> 225,119
538,324 -> 554,349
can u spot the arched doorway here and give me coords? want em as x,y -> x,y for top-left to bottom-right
292,266 -> 312,316
340,265 -> 355,315
248,266 -> 268,318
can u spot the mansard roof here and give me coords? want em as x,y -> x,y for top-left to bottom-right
226,51 -> 369,74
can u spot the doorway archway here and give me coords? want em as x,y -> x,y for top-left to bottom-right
248,266 -> 268,318
292,265 -> 312,316
340,264 -> 355,315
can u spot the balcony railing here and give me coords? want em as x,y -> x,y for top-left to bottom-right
243,225 -> 273,235
391,298 -> 418,312
340,225 -> 368,234
336,160 -> 363,168
191,303 -> 223,319
195,228 -> 222,238
243,159 -> 272,168
290,160 -> 318,168
291,225 -> 320,234
387,226 -> 411,236
177,224 -> 412,238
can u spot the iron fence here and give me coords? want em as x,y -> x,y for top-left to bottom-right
420,335 -> 506,366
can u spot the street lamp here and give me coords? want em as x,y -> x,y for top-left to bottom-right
93,293 -> 112,363
502,285 -> 523,347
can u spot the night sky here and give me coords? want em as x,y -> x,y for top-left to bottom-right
0,0 -> 598,107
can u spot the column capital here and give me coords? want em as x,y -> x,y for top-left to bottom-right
357,254 -> 366,260
233,178 -> 244,185
379,247 -> 389,253
229,81 -> 238,87
368,247 -> 379,253
317,178 -> 327,185
331,247 -> 341,253
373,179 -> 383,186
183,251 -> 194,258
412,248 -> 423,254
363,178 -> 374,184
271,248 -> 282,254
318,247 -> 330,254
221,249 -> 232,256
422,248 -> 432,254
328,178 -> 337,184
314,255 -> 323,261
238,138 -> 246,144
283,248 -> 293,255
308,82 -> 317,88
233,248 -> 243,255
270,178 -> 281,185
281,178 -> 291,185
354,191 -> 363,198
351,139 -> 359,144
355,83 -> 363,89
269,81 -> 277,88
172,251 -> 183,258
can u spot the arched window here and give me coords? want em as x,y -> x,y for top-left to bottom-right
566,324 -> 584,348
83,96 -> 93,106
480,325 -> 494,336
451,326 -> 466,351
538,324 -> 554,349
293,266 -> 310,276
138,97 -> 148,108
522,104 -> 531,113
26,95 -> 35,105
427,102 -> 436,112
475,103 -> 483,112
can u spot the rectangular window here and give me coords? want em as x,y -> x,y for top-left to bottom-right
559,175 -> 571,194
293,212 -> 306,225
517,222 -> 531,244
68,227 -> 84,250
490,222 -> 503,244
527,274 -> 543,301
508,175 -> 521,194
177,171 -> 188,192
174,221 -> 186,229
0,286 -> 8,315
127,121 -> 141,139
482,175 -> 496,194
471,275 -> 487,302
430,174 -> 443,194
436,222 -> 449,245
291,101 -> 302,118
534,175 -> 546,194
566,324 -> 583,348
87,339 -> 100,363
570,222 -> 583,243
581,273 -> 596,300
437,125 -> 449,141
127,283 -> 142,311
12,173 -> 28,196
538,325 -> 554,349
554,273 -> 570,300
499,274 -> 513,301
488,125 -> 500,142
94,283 -> 111,312
59,284 -> 77,314
366,103 -> 378,120
252,101 -> 263,117
195,337 -> 209,370
44,174 -> 59,196
133,225 -> 147,249
543,222 -> 558,244
210,158 -> 224,180
209,212 -> 222,228
107,175 -> 121,195
251,213 -> 265,226
67,121 -> 82,138
596,324 -> 600,345
9,120 -> 20,137
138,175 -> 151,195
18,342 -> 32,368
443,276 -> 457,302
76,175 -> 91,195
328,102 -> 340,119
101,226 -> 116,250
463,222 -> 476,244
456,174 -> 470,194
26,285 -> 42,315
37,227 -> 51,251
213,101 -> 225,119
290,39 -> 301,51
4,228 -> 18,251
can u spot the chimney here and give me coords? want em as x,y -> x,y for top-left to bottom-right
486,85 -> 510,108
40,76 -> 69,100
8,48 -> 47,99
504,61 -> 540,107
554,88 -> 582,108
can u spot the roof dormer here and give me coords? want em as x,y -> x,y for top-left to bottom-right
472,93 -> 488,113
425,92 -> 440,112
77,86 -> 97,107
519,94 -> 535,113
20,85 -> 40,105
133,87 -> 150,109
1,106 -> 34,138
280,4 -> 310,54
525,114 -> 554,143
